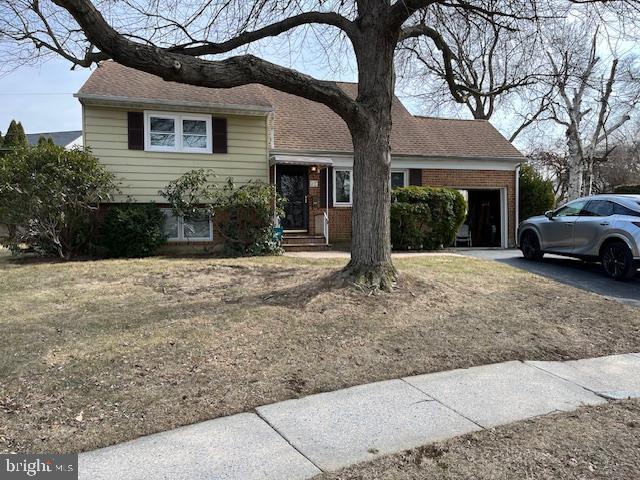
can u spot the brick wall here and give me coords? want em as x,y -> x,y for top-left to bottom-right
308,168 -> 352,242
420,169 -> 517,246
306,167 -> 517,247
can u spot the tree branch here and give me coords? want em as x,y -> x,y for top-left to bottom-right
49,0 -> 358,122
167,12 -> 357,56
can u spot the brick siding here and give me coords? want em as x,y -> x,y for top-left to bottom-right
309,167 -> 517,246
420,169 -> 517,246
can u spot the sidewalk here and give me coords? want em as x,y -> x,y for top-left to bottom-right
79,353 -> 640,480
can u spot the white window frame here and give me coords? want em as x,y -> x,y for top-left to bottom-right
145,111 -> 212,154
390,169 -> 409,189
161,209 -> 213,242
333,168 -> 353,206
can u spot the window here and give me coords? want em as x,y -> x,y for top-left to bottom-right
554,200 -> 588,217
391,170 -> 408,189
161,209 -> 213,241
145,112 -> 211,153
614,202 -> 640,217
581,200 -> 614,217
334,168 -> 352,205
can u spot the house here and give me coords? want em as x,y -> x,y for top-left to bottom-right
77,61 -> 525,250
26,130 -> 83,149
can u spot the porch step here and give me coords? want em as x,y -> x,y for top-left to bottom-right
283,234 -> 325,245
282,234 -> 330,251
283,243 -> 332,252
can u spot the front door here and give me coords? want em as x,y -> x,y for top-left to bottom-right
276,165 -> 308,231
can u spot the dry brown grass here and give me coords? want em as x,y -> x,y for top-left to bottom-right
1,253 -> 639,454
316,400 -> 640,480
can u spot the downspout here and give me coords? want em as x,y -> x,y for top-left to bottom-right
515,163 -> 521,247
326,166 -> 329,245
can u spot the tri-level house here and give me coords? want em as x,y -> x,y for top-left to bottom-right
77,61 -> 525,251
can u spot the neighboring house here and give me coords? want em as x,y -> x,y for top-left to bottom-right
77,61 -> 525,250
26,130 -> 83,149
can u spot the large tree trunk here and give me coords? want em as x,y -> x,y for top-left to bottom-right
345,123 -> 396,290
342,20 -> 398,291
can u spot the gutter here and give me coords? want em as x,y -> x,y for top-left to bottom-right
75,93 -> 273,115
269,149 -> 525,163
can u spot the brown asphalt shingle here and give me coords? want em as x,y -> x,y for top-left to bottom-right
79,62 -> 523,159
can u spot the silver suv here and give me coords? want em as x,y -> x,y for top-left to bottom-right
518,194 -> 640,280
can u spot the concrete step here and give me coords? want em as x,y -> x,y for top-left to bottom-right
283,235 -> 326,245
283,243 -> 331,252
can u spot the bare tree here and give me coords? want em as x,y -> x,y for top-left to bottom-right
0,0 -> 633,288
593,137 -> 640,192
400,1 -> 546,126
545,23 -> 639,199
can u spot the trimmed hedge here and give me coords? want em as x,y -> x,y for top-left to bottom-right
100,204 -> 166,257
613,184 -> 640,194
391,186 -> 467,250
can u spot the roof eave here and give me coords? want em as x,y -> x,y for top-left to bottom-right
75,93 -> 273,116
270,148 -> 524,163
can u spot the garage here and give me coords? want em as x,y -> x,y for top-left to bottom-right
457,189 -> 506,248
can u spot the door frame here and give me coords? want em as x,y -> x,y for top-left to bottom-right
457,187 -> 508,248
275,165 -> 309,232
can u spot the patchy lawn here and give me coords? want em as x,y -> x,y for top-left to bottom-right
316,399 -> 640,480
1,253 -> 639,454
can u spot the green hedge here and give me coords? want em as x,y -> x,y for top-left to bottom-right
613,184 -> 640,194
100,204 -> 166,257
391,186 -> 466,250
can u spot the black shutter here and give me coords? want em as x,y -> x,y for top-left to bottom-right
320,167 -> 333,208
127,112 -> 144,150
409,168 -> 422,186
212,117 -> 228,153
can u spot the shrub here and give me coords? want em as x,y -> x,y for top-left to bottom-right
100,204 -> 166,257
159,170 -> 286,256
0,144 -> 117,258
391,186 -> 466,250
613,184 -> 640,194
212,179 -> 286,256
519,163 -> 556,219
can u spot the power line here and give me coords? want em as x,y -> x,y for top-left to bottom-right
0,92 -> 75,96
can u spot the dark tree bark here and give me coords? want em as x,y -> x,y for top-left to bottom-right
344,12 -> 399,288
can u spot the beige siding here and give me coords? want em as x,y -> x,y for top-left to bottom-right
83,105 -> 269,202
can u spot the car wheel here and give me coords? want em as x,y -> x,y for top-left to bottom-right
521,231 -> 544,261
601,241 -> 637,280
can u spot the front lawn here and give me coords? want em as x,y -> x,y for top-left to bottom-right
1,253 -> 639,454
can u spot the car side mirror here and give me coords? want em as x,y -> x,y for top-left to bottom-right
544,210 -> 554,220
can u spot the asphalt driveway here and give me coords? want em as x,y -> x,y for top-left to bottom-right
459,249 -> 640,308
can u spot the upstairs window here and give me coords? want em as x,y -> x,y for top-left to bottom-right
145,112 -> 211,153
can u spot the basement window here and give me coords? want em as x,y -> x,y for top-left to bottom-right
161,209 -> 213,241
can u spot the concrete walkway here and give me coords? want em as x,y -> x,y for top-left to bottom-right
79,353 -> 640,480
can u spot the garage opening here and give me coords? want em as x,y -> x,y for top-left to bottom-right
457,189 -> 502,247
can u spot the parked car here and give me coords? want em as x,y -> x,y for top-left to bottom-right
518,194 -> 640,280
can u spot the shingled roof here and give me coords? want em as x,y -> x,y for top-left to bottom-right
78,62 -> 524,159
